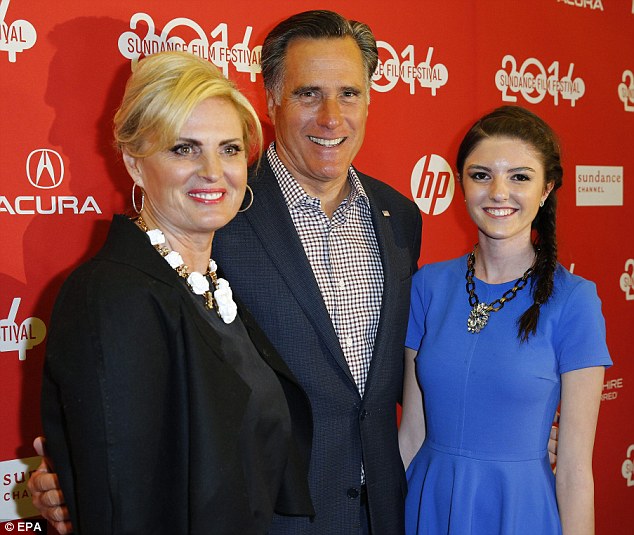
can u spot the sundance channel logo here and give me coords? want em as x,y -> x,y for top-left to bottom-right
0,457 -> 41,522
575,165 -> 623,206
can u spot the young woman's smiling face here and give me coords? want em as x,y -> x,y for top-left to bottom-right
462,136 -> 553,245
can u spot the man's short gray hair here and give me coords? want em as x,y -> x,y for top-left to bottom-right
261,10 -> 378,102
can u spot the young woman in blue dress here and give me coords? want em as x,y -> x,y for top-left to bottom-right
399,105 -> 611,534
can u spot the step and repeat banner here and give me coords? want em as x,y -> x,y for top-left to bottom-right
1,0 -> 632,532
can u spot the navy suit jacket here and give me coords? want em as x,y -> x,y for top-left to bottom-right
214,156 -> 422,534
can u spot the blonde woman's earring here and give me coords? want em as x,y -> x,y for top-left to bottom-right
132,182 -> 144,214
238,185 -> 254,213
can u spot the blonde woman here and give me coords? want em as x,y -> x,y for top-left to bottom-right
38,51 -> 313,534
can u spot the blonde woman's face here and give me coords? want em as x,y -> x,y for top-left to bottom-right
125,97 -> 248,241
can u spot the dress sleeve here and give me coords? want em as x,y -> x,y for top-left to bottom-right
405,266 -> 427,351
554,277 -> 612,374
42,264 -> 189,533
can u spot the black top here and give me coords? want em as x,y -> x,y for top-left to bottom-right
186,284 -> 292,520
41,215 -> 313,535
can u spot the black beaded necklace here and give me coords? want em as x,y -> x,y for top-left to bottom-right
465,245 -> 534,333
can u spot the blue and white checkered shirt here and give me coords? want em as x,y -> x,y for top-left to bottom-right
267,143 -> 383,397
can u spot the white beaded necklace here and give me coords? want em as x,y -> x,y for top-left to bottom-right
136,217 -> 237,324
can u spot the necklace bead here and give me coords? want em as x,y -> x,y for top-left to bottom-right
135,216 -> 237,323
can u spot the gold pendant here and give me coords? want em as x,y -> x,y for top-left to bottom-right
467,303 -> 490,333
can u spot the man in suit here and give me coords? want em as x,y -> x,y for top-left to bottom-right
29,10 -> 422,534
215,11 -> 421,533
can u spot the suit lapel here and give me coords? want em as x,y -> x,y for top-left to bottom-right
361,178 -> 409,394
243,161 -> 353,384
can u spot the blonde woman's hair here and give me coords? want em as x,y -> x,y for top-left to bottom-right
114,51 -> 262,161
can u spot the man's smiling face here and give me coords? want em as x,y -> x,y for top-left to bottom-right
266,36 -> 369,191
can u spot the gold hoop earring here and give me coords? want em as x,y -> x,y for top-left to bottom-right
238,185 -> 253,213
132,182 -> 145,214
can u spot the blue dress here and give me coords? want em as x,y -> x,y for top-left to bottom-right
404,255 -> 611,535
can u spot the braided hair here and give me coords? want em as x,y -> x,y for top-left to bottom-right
456,106 -> 563,342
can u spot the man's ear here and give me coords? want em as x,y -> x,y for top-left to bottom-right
122,150 -> 144,188
265,89 -> 277,125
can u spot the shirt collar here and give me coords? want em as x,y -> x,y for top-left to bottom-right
266,142 -> 370,211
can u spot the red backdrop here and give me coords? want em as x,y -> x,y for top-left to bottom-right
1,0 -> 632,532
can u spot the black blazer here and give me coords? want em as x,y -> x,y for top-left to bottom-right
41,215 -> 314,534
214,156 -> 422,534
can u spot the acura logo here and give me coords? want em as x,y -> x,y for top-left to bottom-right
26,149 -> 64,189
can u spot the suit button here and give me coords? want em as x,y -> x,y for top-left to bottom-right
347,487 -> 360,499
360,409 -> 368,420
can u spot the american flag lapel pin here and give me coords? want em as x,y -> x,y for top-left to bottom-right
382,210 -> 391,217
